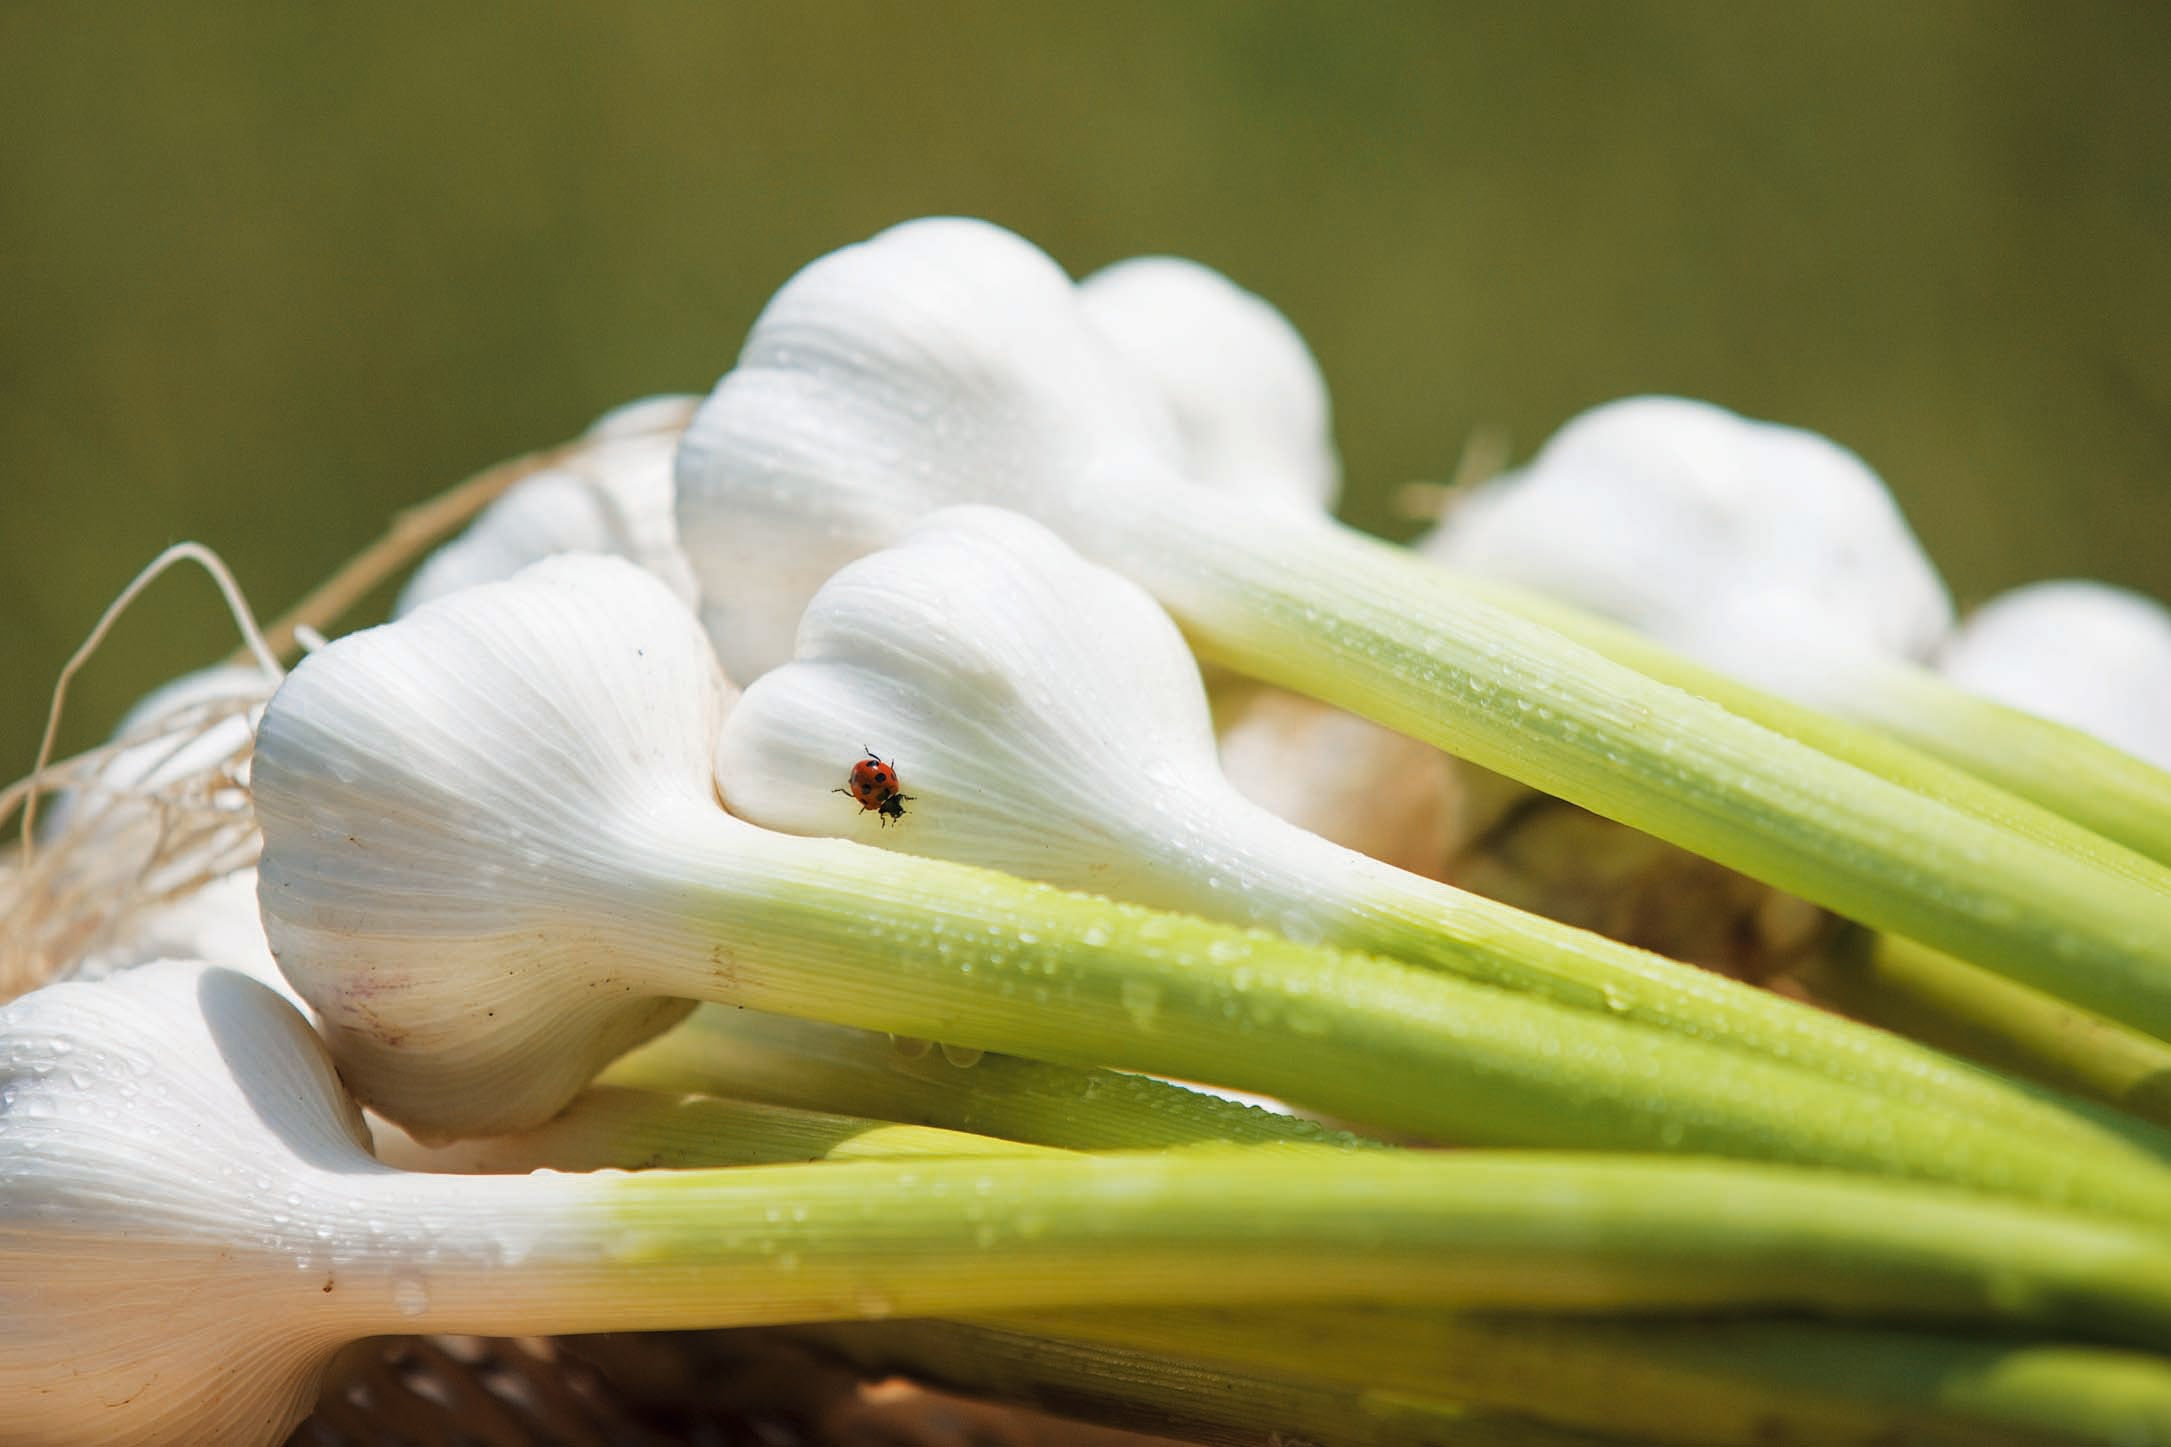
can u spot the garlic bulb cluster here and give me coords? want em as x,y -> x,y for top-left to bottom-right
18,209 -> 2171,1447
396,394 -> 701,614
672,216 -> 2171,1050
677,216 -> 1188,684
1940,580 -> 2171,773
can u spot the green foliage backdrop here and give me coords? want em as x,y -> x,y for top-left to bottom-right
3,3 -> 2167,771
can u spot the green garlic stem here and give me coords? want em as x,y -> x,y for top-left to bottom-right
1472,573 -> 2171,888
1146,785 -> 2171,1169
1030,1307 -> 2171,1447
603,1004 -> 1368,1149
1134,499 -> 2171,1041
444,1084 -> 2171,1447
1797,928 -> 2171,1128
786,1318 -> 1620,1447
1850,647 -> 2171,869
658,820 -> 2171,1222
378,1083 -> 1042,1172
374,1150 -> 2171,1350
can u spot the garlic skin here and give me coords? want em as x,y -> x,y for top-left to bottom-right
6,665 -> 271,997
1214,682 -> 1467,880
1078,256 -> 1340,512
1938,580 -> 2171,772
396,395 -> 701,615
37,662 -> 268,843
676,216 -> 1188,684
1426,395 -> 1956,696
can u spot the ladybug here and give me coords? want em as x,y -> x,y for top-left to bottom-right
835,748 -> 914,826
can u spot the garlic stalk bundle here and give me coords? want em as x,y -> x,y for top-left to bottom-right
1427,396 -> 2171,866
1939,580 -> 2171,774
1076,255 -> 1341,512
17,960 -> 2171,1447
672,215 -> 2171,1040
415,1077 -> 2171,1447
713,505 -> 2166,1171
395,393 -> 701,615
246,556 -> 2171,1214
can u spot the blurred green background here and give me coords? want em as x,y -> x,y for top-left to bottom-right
4,3 -> 2168,773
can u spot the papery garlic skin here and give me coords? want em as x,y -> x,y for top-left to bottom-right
6,665 -> 271,996
1214,683 -> 1467,880
1079,256 -> 1340,512
396,395 -> 701,615
1427,395 -> 1956,693
1939,581 -> 2171,773
38,663 -> 268,843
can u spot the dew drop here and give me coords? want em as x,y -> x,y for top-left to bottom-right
392,1277 -> 430,1318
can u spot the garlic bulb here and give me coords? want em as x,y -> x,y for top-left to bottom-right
2,960 -> 378,1446
712,506 -> 2170,1184
1427,395 -> 1955,689
676,217 -> 1185,685
672,215 -> 2171,1046
395,394 -> 700,614
1940,580 -> 2171,773
1078,256 -> 1340,512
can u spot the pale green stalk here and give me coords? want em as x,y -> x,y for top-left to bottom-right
1844,650 -> 2171,869
653,824 -> 2171,1221
1135,498 -> 2171,1038
788,1319 -> 1624,1447
379,1083 -> 1046,1172
1095,791 -> 2171,1168
604,1004 -> 1368,1149
1467,573 -> 2171,888
547,1150 -> 2171,1347
1797,928 -> 2171,1127
1033,1308 -> 2171,1447
453,1084 -> 2171,1447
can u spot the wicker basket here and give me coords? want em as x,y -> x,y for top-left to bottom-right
289,1330 -> 1183,1447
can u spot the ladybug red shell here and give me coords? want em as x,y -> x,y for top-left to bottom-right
835,749 -> 915,826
